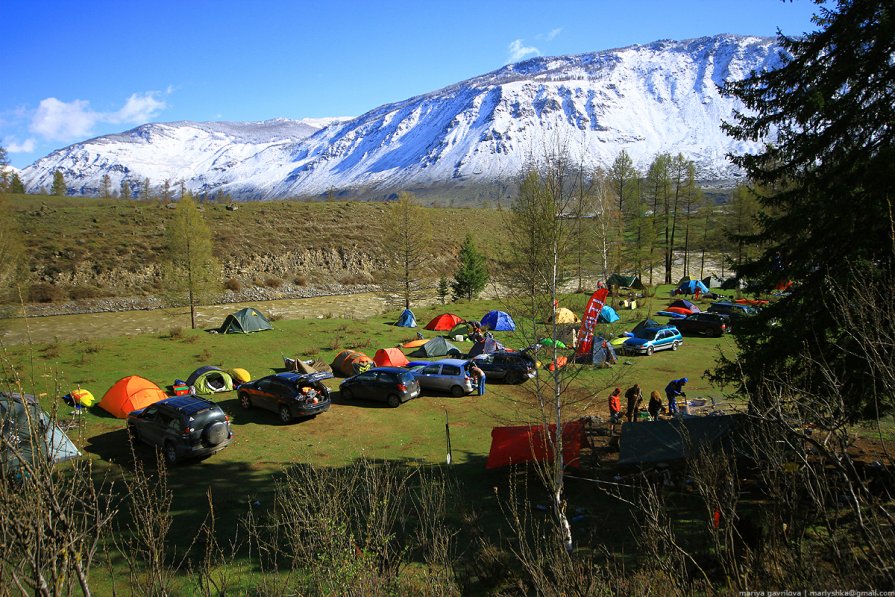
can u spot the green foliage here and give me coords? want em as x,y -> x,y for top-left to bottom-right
451,234 -> 488,301
8,173 -> 24,194
717,0 -> 895,418
51,170 -> 66,196
437,276 -> 450,304
379,191 -> 433,308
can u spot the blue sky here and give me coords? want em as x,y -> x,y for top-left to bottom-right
1,0 -> 820,168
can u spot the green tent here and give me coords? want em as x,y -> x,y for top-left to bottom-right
409,337 -> 462,358
1,392 -> 81,474
186,366 -> 234,394
606,274 -> 643,289
219,307 -> 273,334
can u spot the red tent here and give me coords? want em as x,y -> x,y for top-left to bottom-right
486,419 -> 587,469
424,313 -> 464,331
373,348 -> 410,368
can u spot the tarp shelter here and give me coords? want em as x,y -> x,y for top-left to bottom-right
467,336 -> 505,358
549,307 -> 579,324
619,414 -> 745,465
702,275 -> 724,289
331,350 -> 374,376
373,348 -> 410,368
0,392 -> 80,473
99,376 -> 168,419
486,419 -> 587,469
598,305 -> 620,323
186,366 -> 234,394
669,299 -> 700,313
606,274 -> 643,289
632,319 -> 662,335
425,313 -> 463,331
481,310 -> 516,331
409,337 -> 462,358
677,279 -> 709,295
395,308 -> 417,328
219,307 -> 273,334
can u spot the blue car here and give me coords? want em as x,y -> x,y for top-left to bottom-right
622,326 -> 683,356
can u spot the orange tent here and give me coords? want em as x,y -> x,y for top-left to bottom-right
402,338 -> 428,349
373,348 -> 410,368
424,313 -> 463,331
99,376 -> 168,419
331,349 -> 374,377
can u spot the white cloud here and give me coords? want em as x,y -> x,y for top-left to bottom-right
29,91 -> 168,142
507,39 -> 540,64
537,28 -> 562,42
5,138 -> 36,153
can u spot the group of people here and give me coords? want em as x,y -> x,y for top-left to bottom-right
607,377 -> 688,423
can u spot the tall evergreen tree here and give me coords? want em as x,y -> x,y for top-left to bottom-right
451,234 -> 488,301
9,173 -> 25,195
717,0 -> 895,418
379,191 -> 432,309
163,193 -> 220,329
51,170 -> 66,196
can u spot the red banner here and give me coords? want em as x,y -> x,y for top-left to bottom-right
576,288 -> 609,356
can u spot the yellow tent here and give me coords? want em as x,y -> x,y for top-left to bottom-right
550,307 -> 580,324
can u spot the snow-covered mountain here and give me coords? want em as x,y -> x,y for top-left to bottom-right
21,34 -> 783,199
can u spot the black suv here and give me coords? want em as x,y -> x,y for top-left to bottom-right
671,312 -> 730,337
237,371 -> 332,423
127,395 -> 233,464
471,351 -> 537,384
707,301 -> 758,321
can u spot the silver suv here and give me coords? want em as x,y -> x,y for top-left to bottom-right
413,359 -> 475,396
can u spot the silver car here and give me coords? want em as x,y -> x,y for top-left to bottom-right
413,359 -> 475,396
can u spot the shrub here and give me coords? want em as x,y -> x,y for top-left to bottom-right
168,326 -> 184,340
269,313 -> 284,322
293,274 -> 308,286
224,278 -> 242,292
197,347 -> 212,361
263,276 -> 283,288
69,285 -> 103,300
29,283 -> 67,303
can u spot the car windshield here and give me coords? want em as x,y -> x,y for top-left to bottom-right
396,371 -> 416,384
634,329 -> 658,340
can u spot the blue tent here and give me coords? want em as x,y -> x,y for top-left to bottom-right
481,310 -> 516,331
677,279 -> 709,295
395,308 -> 417,328
598,305 -> 620,323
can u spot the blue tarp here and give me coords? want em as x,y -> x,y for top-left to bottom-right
481,310 -> 516,331
395,308 -> 417,327
598,305 -> 620,323
677,279 -> 709,295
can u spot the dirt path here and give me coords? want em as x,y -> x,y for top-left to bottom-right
0,293 -> 393,346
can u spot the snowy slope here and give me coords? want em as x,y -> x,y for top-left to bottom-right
21,35 -> 783,198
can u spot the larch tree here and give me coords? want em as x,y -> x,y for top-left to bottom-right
100,174 -> 112,198
163,194 -> 220,329
379,191 -> 432,309
607,149 -> 639,273
51,170 -> 66,196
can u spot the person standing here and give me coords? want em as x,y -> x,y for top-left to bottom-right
664,377 -> 688,415
625,383 -> 643,422
608,387 -> 623,423
470,363 -> 486,396
648,390 -> 663,421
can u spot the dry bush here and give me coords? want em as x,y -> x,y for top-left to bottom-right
293,274 -> 308,286
28,282 -> 67,303
268,313 -> 284,322
223,277 -> 242,292
69,285 -> 103,300
339,272 -> 372,285
168,326 -> 184,340
197,348 -> 212,362
263,276 -> 283,288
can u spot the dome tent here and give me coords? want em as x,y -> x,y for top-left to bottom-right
549,308 -> 579,324
598,305 -> 620,323
100,376 -> 168,419
424,313 -> 463,331
395,308 -> 417,328
481,310 -> 516,331
219,307 -> 273,334
186,366 -> 235,394
409,337 -> 462,358
331,350 -> 374,376
373,348 -> 410,368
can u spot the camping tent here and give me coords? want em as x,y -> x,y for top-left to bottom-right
230,368 -> 251,383
486,419 -> 587,469
331,350 -> 374,377
481,310 -> 516,331
448,322 -> 473,339
702,275 -> 725,289
99,376 -> 168,418
598,305 -> 620,323
186,366 -> 234,394
395,308 -> 417,328
219,307 -> 273,334
606,274 -> 643,289
409,337 -> 462,358
467,336 -> 506,358
591,339 -> 618,366
632,318 -> 662,335
373,348 -> 410,368
619,415 -> 745,465
424,313 -> 463,331
0,392 -> 81,473
401,338 -> 429,349
549,307 -> 579,324
669,299 -> 700,313
677,279 -> 709,295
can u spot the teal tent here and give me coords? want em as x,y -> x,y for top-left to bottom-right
1,392 -> 80,474
395,308 -> 417,328
219,307 -> 273,334
409,337 -> 462,358
598,305 -> 620,323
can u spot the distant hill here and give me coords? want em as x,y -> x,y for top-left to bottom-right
20,34 -> 782,201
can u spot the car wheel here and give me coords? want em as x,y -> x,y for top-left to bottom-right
341,387 -> 352,401
646,346 -> 655,356
163,442 -> 178,466
203,421 -> 227,447
279,405 -> 292,424
239,392 -> 251,409
450,385 -> 465,397
671,341 -> 680,351
506,371 -> 523,384
386,394 -> 401,408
